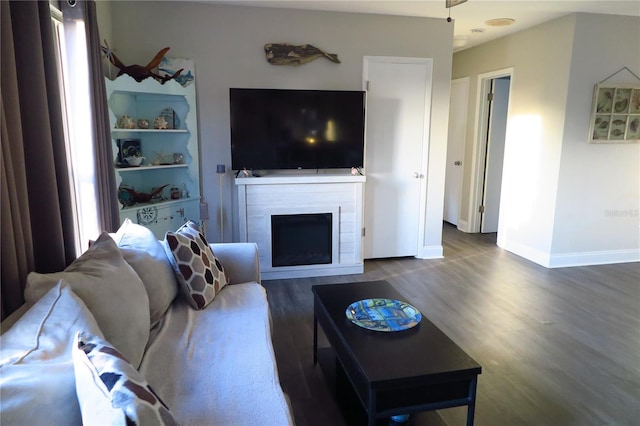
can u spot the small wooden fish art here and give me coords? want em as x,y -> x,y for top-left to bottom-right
264,43 -> 340,66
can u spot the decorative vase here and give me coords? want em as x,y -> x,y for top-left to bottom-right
170,187 -> 181,199
117,185 -> 136,208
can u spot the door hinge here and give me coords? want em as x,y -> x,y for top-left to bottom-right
362,227 -> 366,237
487,92 -> 494,101
365,80 -> 370,91
479,205 -> 485,213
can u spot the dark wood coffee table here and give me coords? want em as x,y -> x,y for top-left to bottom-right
312,281 -> 482,426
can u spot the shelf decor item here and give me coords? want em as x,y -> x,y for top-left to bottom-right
118,185 -> 136,208
100,42 -> 183,84
158,57 -> 195,87
117,115 -> 135,129
116,139 -> 141,166
123,155 -> 145,167
588,68 -> 640,144
123,184 -> 170,204
153,116 -> 169,129
159,108 -> 178,129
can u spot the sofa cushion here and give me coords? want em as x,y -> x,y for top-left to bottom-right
112,218 -> 179,327
139,283 -> 294,426
72,331 -> 178,426
163,221 -> 229,310
0,281 -> 103,426
25,232 -> 150,368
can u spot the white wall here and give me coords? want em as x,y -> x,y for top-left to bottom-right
551,13 -> 640,266
94,1 -> 111,57
99,2 -> 453,250
452,13 -> 640,267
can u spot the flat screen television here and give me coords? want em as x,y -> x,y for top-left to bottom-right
230,88 -> 365,171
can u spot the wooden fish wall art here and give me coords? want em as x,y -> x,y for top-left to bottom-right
264,43 -> 340,65
100,41 -> 183,84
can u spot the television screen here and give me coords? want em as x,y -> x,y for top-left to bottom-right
230,88 -> 365,171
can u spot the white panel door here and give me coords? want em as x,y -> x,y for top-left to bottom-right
481,76 -> 510,233
444,77 -> 469,226
363,58 -> 431,259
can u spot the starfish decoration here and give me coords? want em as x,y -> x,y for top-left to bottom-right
153,150 -> 172,165
100,40 -> 117,79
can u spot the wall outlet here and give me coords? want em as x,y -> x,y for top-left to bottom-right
200,202 -> 209,220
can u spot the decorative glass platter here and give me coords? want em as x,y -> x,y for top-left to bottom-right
345,298 -> 422,332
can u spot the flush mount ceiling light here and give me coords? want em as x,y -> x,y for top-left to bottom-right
485,18 -> 516,27
453,36 -> 468,49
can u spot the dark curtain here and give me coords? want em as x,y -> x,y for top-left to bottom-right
1,1 -> 77,319
62,0 -> 119,232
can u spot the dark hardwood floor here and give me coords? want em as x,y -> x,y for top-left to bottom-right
262,223 -> 640,426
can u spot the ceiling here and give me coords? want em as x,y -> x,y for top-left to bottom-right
209,0 -> 640,51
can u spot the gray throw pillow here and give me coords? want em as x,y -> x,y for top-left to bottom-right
0,281 -> 104,425
25,232 -> 150,368
112,218 -> 179,327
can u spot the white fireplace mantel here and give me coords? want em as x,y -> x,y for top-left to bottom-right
235,173 -> 366,280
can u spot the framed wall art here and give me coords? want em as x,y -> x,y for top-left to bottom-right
588,83 -> 640,143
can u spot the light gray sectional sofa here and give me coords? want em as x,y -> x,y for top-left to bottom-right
0,219 -> 294,426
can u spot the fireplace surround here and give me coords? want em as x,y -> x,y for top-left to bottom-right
235,173 -> 365,279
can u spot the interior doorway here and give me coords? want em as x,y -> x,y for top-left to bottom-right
470,68 -> 512,234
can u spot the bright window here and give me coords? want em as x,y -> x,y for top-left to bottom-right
51,3 -> 99,253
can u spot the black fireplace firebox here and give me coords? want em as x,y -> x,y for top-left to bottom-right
271,213 -> 332,267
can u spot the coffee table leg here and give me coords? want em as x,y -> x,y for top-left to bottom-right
466,376 -> 478,426
313,316 -> 318,365
367,390 -> 376,426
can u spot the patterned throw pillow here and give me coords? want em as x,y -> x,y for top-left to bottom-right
163,221 -> 229,310
72,331 -> 178,426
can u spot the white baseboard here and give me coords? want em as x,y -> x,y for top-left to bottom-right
498,240 -> 551,267
261,264 -> 364,280
416,245 -> 444,259
499,240 -> 640,268
456,219 -> 471,233
548,249 -> 640,268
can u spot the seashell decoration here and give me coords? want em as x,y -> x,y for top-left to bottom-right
137,118 -> 150,129
118,115 -> 135,129
154,116 -> 169,129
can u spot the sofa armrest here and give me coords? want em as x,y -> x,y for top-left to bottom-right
209,243 -> 261,285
